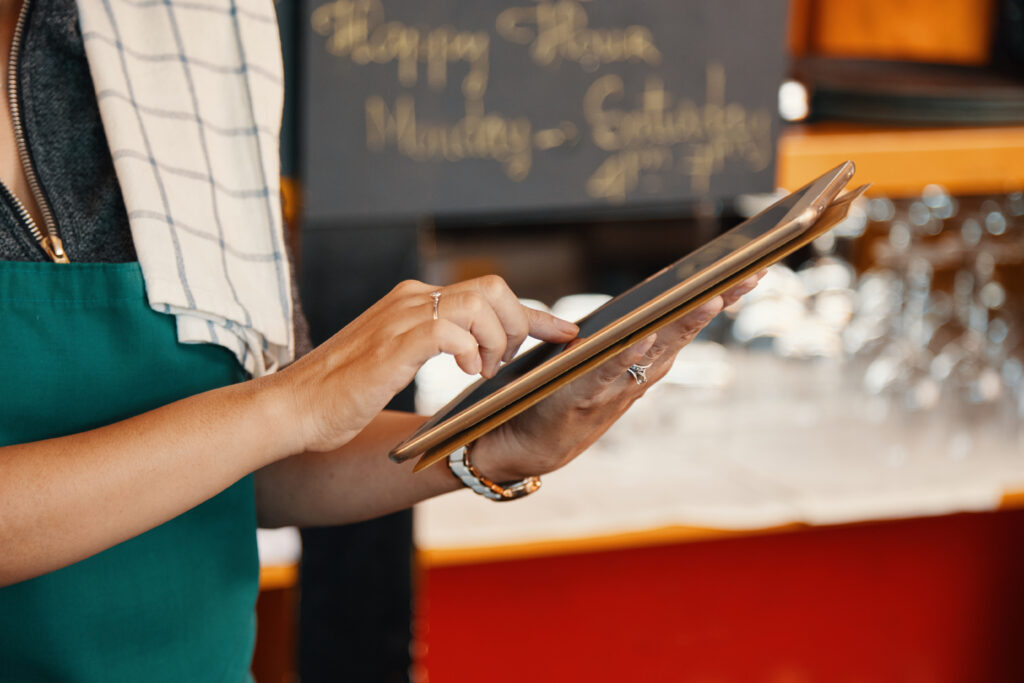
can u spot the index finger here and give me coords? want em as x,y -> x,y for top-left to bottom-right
471,275 -> 578,361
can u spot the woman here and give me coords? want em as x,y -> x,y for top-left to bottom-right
0,0 -> 760,679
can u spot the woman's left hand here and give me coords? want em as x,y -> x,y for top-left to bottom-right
469,272 -> 764,482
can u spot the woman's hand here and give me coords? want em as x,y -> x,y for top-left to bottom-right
255,271 -> 765,529
274,275 -> 578,454
469,272 -> 765,482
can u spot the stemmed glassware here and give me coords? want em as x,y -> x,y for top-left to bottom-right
838,188 -> 1024,441
727,186 -> 1024,449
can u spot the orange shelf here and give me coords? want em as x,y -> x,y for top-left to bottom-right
415,523 -> 805,569
258,563 -> 298,591
777,123 -> 1024,198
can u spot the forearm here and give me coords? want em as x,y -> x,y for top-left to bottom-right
0,375 -> 297,587
254,410 -> 462,528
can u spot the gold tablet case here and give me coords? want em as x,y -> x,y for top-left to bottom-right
392,161 -> 867,472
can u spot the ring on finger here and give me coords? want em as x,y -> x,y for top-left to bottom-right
430,290 -> 442,320
626,362 -> 652,385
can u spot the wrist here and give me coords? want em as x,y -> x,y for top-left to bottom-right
447,442 -> 542,501
244,370 -> 308,463
461,435 -> 530,483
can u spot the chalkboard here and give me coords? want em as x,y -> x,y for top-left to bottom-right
300,0 -> 789,223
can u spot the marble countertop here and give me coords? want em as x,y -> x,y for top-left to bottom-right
414,349 -> 1024,558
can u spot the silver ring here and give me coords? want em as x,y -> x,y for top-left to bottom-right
430,290 -> 442,320
626,363 -> 652,385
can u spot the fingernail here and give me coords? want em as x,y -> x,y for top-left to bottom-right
556,318 -> 579,335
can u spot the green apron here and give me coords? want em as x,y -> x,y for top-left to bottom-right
0,262 -> 259,681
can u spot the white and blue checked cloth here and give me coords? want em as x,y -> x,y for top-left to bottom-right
76,0 -> 293,377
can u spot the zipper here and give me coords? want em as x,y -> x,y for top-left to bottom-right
2,0 -> 68,263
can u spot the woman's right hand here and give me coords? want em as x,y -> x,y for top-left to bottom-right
273,276 -> 579,454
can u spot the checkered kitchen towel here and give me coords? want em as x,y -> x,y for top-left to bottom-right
76,0 -> 293,376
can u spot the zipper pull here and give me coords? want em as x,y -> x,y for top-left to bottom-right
41,234 -> 70,263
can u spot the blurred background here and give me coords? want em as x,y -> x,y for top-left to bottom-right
255,1 -> 1024,681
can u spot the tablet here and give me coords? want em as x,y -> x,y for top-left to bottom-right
391,161 -> 864,471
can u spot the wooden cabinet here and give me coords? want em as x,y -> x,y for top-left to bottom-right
789,0 -> 997,65
777,123 -> 1024,197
